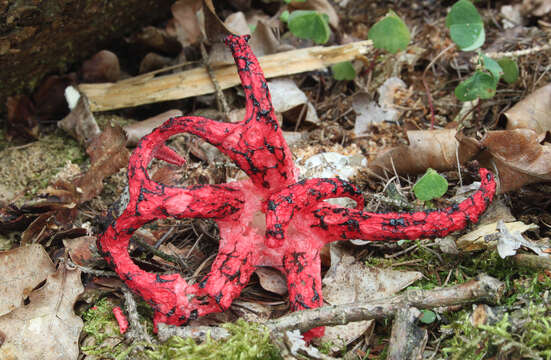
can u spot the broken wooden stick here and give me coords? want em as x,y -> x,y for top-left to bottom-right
78,40 -> 373,112
265,274 -> 504,334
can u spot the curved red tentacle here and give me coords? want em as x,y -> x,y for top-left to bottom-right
304,169 -> 496,242
219,35 -> 298,191
265,178 -> 365,248
96,182 -> 246,329
282,249 -> 324,341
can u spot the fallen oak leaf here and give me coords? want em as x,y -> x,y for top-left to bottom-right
368,129 -> 480,176
480,129 -> 551,193
0,244 -> 55,316
505,82 -> 551,135
74,124 -> 130,202
0,264 -> 83,360
320,245 -> 422,349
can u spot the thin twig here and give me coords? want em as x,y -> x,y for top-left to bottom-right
200,42 -> 230,117
121,284 -> 153,344
266,274 -> 504,334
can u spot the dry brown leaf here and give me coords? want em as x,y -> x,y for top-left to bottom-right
63,236 -> 103,267
0,204 -> 34,233
249,20 -> 283,57
505,83 -> 551,134
0,265 -> 83,360
320,245 -> 422,349
32,74 -> 75,121
481,129 -> 551,192
255,267 -> 288,295
75,124 -> 130,202
81,50 -> 120,83
368,129 -> 480,176
124,109 -> 183,146
0,244 -> 55,316
169,0 -> 203,46
268,78 -> 320,125
224,12 -> 250,35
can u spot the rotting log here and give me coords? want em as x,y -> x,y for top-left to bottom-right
0,0 -> 174,115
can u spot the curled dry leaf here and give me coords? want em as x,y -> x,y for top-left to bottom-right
480,129 -> 551,192
63,236 -> 104,267
19,181 -> 80,245
0,265 -> 84,360
268,78 -> 320,126
255,267 -> 288,295
81,50 -> 121,83
168,0 -> 203,47
0,244 -> 55,316
0,204 -> 34,233
32,74 -> 75,121
74,124 -> 130,202
248,20 -> 284,57
505,83 -> 551,135
203,0 -> 232,43
224,12 -> 250,36
368,129 -> 480,176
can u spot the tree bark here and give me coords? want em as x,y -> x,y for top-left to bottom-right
0,0 -> 175,114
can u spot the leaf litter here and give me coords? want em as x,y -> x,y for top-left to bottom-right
0,0 -> 551,358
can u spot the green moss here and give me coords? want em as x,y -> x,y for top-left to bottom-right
146,320 -> 281,360
441,302 -> 551,359
0,130 -> 85,202
81,298 -> 130,358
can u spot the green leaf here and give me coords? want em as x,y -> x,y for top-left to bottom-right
287,10 -> 331,44
331,61 -> 356,80
497,58 -> 519,84
280,10 -> 290,23
413,168 -> 448,201
445,0 -> 485,51
419,310 -> 437,324
482,54 -> 503,81
368,10 -> 410,54
454,70 -> 497,101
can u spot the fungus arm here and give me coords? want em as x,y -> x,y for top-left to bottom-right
304,169 -> 496,242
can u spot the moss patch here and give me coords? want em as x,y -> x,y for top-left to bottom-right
0,130 -> 85,203
146,320 -> 281,360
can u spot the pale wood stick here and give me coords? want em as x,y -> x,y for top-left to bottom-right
79,40 -> 373,112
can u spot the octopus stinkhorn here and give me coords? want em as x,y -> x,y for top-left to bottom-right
97,34 -> 496,340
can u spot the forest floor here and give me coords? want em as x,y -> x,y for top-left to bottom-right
1,0 -> 551,359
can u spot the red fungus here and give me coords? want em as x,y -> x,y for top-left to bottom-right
97,34 -> 496,341
113,306 -> 129,334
